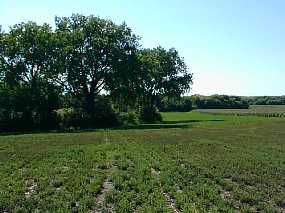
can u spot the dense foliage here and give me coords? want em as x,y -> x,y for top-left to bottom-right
0,14 -> 192,131
157,95 -> 249,112
243,96 -> 285,105
157,95 -> 285,112
192,95 -> 249,109
158,97 -> 193,112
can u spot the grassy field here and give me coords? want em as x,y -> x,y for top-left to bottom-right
0,112 -> 284,212
195,105 -> 285,117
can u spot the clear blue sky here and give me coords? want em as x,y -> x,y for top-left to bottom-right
1,0 -> 284,96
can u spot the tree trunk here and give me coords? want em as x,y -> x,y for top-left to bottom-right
84,92 -> 95,114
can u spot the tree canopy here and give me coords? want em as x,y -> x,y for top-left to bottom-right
0,14 -> 193,131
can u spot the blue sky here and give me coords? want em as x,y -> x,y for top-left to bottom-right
1,0 -> 284,96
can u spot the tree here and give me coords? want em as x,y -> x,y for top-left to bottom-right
0,15 -> 194,131
137,47 -> 193,121
0,22 -> 61,130
106,47 -> 140,112
55,14 -> 139,114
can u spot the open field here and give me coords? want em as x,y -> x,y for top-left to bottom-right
0,112 -> 285,212
195,105 -> 285,117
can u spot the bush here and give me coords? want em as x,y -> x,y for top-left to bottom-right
119,111 -> 139,126
140,107 -> 162,123
0,84 -> 60,132
54,107 -> 84,130
54,97 -> 121,130
89,97 -> 121,128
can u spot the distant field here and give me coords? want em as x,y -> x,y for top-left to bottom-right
195,105 -> 285,117
0,112 -> 285,212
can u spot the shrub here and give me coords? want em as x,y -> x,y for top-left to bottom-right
119,111 -> 139,126
140,107 -> 162,123
88,97 -> 121,128
54,97 -> 121,130
54,107 -> 84,130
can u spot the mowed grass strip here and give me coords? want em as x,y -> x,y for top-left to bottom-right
0,112 -> 284,212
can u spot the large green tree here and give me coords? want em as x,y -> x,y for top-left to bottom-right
55,14 -> 139,114
137,47 -> 193,121
0,22 -> 61,129
0,15 -> 194,130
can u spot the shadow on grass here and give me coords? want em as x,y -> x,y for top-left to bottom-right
162,119 -> 224,124
123,119 -> 225,130
118,123 -> 191,130
0,123 -> 191,136
0,119 -> 224,136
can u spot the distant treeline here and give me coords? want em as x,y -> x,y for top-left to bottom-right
0,14 -> 193,131
158,95 -> 285,112
157,95 -> 249,111
192,95 -> 249,109
243,96 -> 285,105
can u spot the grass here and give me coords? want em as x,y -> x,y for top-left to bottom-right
195,105 -> 285,117
0,112 -> 284,212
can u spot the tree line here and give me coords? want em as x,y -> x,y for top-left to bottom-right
0,14 -> 193,131
156,95 -> 249,111
191,95 -> 249,109
243,96 -> 285,105
157,95 -> 285,112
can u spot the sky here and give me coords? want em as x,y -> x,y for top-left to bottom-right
1,0 -> 284,96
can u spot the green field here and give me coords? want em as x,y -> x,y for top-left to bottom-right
0,112 -> 285,212
195,105 -> 285,117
